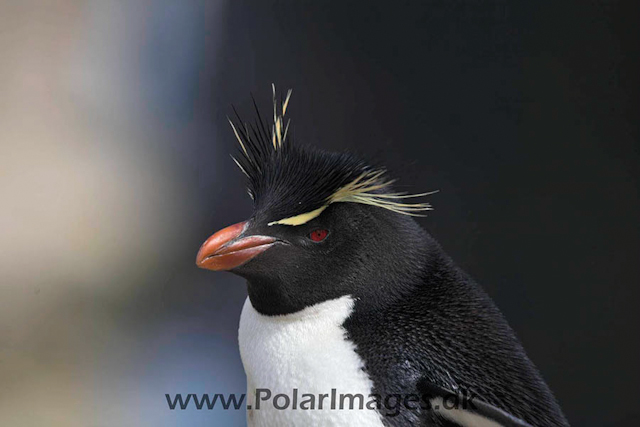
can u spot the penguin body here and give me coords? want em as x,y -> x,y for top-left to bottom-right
197,88 -> 569,426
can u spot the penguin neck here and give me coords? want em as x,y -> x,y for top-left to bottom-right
348,216 -> 436,313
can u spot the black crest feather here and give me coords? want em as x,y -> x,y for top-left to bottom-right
228,86 -> 434,225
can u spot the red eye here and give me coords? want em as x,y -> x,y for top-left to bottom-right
309,229 -> 328,242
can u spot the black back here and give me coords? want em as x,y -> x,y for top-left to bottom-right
342,217 -> 569,426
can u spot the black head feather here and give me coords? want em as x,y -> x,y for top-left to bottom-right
228,88 -> 433,225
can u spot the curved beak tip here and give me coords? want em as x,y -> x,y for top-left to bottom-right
196,221 -> 276,272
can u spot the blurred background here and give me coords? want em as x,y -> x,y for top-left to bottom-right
0,1 -> 637,426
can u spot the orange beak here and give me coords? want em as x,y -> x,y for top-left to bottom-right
196,221 -> 276,271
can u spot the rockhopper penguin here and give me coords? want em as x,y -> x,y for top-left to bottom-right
196,87 -> 569,427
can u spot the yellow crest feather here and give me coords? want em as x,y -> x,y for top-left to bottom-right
329,170 -> 436,217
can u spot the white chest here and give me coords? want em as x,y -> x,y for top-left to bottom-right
238,295 -> 384,427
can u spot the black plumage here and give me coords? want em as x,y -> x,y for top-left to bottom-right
229,100 -> 371,226
215,90 -> 569,426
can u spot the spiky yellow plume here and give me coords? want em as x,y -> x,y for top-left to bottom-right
271,84 -> 292,150
268,170 -> 436,226
329,170 -> 437,216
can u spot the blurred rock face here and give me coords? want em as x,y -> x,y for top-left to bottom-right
0,2 -> 217,426
0,1 -> 192,294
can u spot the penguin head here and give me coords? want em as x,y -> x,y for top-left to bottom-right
197,88 -> 435,315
